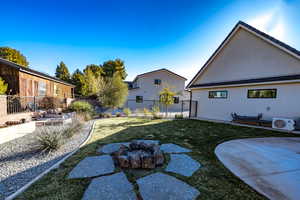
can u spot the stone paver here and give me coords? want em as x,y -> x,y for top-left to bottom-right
82,172 -> 137,200
135,140 -> 159,145
137,172 -> 200,200
98,143 -> 130,154
98,140 -> 159,154
160,143 -> 191,153
68,155 -> 115,179
165,154 -> 201,177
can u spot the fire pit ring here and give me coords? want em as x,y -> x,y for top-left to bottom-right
111,140 -> 164,169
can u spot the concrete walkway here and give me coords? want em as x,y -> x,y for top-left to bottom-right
215,137 -> 300,200
0,122 -> 36,145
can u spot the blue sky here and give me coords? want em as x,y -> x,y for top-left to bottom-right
1,0 -> 300,81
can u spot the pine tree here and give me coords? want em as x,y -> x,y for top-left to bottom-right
55,61 -> 71,82
101,59 -> 127,80
71,69 -> 84,95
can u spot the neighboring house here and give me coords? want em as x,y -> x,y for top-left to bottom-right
187,21 -> 300,121
126,68 -> 189,111
0,57 -> 75,98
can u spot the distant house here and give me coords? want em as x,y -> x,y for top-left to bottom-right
187,21 -> 300,121
0,58 -> 75,98
126,68 -> 189,111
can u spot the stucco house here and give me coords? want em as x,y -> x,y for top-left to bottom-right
126,68 -> 190,112
187,21 -> 300,122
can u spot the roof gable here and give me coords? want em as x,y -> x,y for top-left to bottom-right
133,68 -> 187,82
187,21 -> 300,88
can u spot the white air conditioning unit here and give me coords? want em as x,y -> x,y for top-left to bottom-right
272,118 -> 295,131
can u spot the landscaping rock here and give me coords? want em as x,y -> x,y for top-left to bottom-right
68,155 -> 115,178
118,155 -> 130,168
137,172 -> 200,200
82,172 -> 137,200
98,142 -> 130,154
160,143 -> 191,153
165,154 -> 201,177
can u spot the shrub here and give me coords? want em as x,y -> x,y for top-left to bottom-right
36,127 -> 63,152
151,105 -> 160,115
76,112 -> 92,121
63,120 -> 83,138
116,112 -> 122,117
99,113 -> 105,118
40,97 -> 63,110
123,108 -> 131,117
105,113 -> 112,118
69,101 -> 93,113
175,114 -> 184,119
152,113 -> 163,120
143,108 -> 150,117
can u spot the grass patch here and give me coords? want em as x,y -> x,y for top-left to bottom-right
16,118 -> 299,200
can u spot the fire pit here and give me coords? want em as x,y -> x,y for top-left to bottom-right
112,141 -> 164,169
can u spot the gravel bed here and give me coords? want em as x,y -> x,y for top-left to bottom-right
0,120 -> 94,200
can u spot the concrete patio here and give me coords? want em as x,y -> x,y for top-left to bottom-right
215,137 -> 300,200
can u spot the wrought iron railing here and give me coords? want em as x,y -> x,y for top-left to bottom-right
7,96 -> 67,114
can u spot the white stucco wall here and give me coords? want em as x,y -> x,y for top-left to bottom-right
192,83 -> 300,121
128,70 -> 188,101
194,28 -> 300,85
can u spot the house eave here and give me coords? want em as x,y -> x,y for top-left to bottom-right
190,75 -> 300,89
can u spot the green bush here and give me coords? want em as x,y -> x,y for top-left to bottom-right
36,127 -> 63,152
123,108 -> 131,117
152,113 -> 163,120
116,112 -> 122,117
151,105 -> 160,115
105,113 -> 112,118
143,108 -> 151,117
69,101 -> 93,113
175,114 -> 184,119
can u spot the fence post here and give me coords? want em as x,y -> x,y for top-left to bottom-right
34,96 -> 36,112
189,91 -> 192,118
181,100 -> 183,114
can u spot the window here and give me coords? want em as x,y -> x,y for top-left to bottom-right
154,79 -> 161,85
209,90 -> 228,98
248,89 -> 277,98
136,96 -> 143,103
38,81 -> 46,96
173,97 -> 179,104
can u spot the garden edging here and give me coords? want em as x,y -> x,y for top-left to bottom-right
5,120 -> 96,200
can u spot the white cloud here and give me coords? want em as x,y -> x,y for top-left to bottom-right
248,6 -> 286,41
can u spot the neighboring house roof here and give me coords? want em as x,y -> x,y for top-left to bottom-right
132,68 -> 187,82
0,57 -> 75,87
187,21 -> 300,89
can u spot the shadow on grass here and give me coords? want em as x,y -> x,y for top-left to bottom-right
14,118 -> 300,200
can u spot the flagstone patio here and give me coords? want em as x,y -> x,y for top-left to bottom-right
68,140 -> 201,200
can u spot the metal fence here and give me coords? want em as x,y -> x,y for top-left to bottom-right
7,96 -> 67,114
125,99 -> 197,117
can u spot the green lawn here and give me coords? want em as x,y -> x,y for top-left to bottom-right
16,117 -> 298,200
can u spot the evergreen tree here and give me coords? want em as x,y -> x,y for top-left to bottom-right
83,64 -> 104,78
0,77 -> 8,95
71,69 -> 84,95
0,47 -> 29,67
101,59 -> 127,80
55,61 -> 71,82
